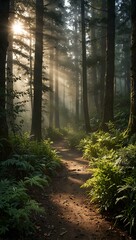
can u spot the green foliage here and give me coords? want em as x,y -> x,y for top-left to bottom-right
0,133 -> 60,238
10,132 -> 59,157
114,96 -> 129,130
116,177 -> 136,233
0,154 -> 34,179
79,128 -> 126,161
45,127 -> 64,141
0,134 -> 60,180
81,129 -> 136,233
82,157 -> 123,212
65,129 -> 86,149
0,179 -> 44,236
24,176 -> 48,189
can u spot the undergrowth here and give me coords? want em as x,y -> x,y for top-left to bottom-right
80,127 -> 136,235
0,133 -> 60,239
44,127 -> 86,149
65,129 -> 86,149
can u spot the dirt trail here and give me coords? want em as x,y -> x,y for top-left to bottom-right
34,141 -> 132,240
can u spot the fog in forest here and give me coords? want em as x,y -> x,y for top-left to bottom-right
1,1 -> 136,238
5,0 -> 131,137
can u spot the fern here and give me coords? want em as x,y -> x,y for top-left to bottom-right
24,176 -> 48,188
0,179 -> 44,236
1,155 -> 34,171
116,177 -> 136,233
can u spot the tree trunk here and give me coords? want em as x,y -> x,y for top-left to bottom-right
74,5 -> 80,124
49,49 -> 54,128
91,4 -> 99,117
101,0 -> 115,130
55,46 -> 60,128
81,0 -> 90,133
7,0 -> 14,132
127,0 -> 136,134
100,0 -> 106,119
31,0 -> 43,141
29,21 -> 33,110
0,0 -> 10,138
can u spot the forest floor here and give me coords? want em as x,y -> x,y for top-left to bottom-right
33,140 -> 133,240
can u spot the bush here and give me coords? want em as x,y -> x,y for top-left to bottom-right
82,155 -> 123,212
44,127 -> 64,141
0,133 -> 61,238
81,129 -> 136,234
79,129 -> 126,161
66,130 -> 86,149
0,179 -> 44,237
116,176 -> 136,234
9,134 -> 60,176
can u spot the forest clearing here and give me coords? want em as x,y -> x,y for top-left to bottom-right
0,0 -> 136,239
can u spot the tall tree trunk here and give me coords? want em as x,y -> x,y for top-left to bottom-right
91,4 -> 99,117
49,49 -> 54,128
101,0 -> 115,130
74,5 -> 80,124
7,0 -> 14,132
127,0 -> 136,134
100,0 -> 106,119
29,21 -> 33,110
31,0 -> 43,141
55,46 -> 60,128
81,0 -> 90,133
0,0 -> 10,138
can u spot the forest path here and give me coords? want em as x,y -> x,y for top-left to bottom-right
35,140 -> 131,240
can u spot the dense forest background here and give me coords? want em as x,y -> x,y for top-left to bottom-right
0,0 -> 135,140
0,0 -> 136,239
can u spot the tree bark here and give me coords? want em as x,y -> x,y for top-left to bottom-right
100,0 -> 106,119
7,0 -> 14,132
0,0 -> 10,138
81,0 -> 90,133
49,49 -> 54,128
101,0 -> 115,130
127,0 -> 136,134
31,0 -> 43,141
55,46 -> 60,129
74,4 -> 80,124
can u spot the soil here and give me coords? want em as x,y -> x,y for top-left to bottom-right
33,140 -> 133,240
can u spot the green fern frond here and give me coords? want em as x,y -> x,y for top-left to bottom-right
24,176 -> 48,188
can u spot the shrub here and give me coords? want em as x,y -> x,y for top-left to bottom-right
66,130 -> 86,149
82,134 -> 136,234
44,127 -> 64,141
82,156 -> 123,212
116,176 -> 136,233
79,129 -> 126,161
8,134 -> 60,177
0,179 -> 44,237
0,134 -> 61,238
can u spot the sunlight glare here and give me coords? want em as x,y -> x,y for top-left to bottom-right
12,21 -> 24,35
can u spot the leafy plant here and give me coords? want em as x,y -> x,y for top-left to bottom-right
82,157 -> 123,212
9,134 -> 60,177
79,129 -> 126,161
0,134 -> 61,238
0,179 -> 44,237
116,177 -> 136,233
24,175 -> 48,189
45,127 -> 64,141
81,128 -> 136,234
66,130 -> 86,149
0,154 -> 34,179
